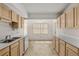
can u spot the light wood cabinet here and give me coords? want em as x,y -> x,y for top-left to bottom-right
59,40 -> 66,56
66,8 -> 75,28
0,47 -> 9,56
74,7 -> 79,28
10,42 -> 19,56
21,17 -> 24,28
55,37 -> 59,55
19,39 -> 24,56
12,11 -> 18,23
60,13 -> 66,28
52,37 -> 56,49
66,48 -> 78,56
0,5 -> 2,17
57,17 -> 61,28
18,16 -> 22,28
66,43 -> 79,56
0,4 -> 11,21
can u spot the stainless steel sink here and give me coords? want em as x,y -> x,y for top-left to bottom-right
0,37 -> 21,43
12,37 -> 21,40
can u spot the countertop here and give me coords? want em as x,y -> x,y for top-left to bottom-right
56,31 -> 79,48
0,37 -> 23,50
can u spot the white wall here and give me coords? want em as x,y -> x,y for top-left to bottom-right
27,19 -> 56,41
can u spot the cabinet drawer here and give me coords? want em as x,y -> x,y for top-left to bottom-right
0,47 -> 9,56
66,43 -> 78,53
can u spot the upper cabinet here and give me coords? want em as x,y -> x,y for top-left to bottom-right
65,8 -> 75,28
74,7 -> 79,28
12,11 -> 18,23
0,4 -> 11,22
0,3 -> 24,29
21,17 -> 24,28
57,17 -> 61,28
18,15 -> 24,28
60,13 -> 66,29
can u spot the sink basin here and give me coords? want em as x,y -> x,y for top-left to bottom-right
2,39 -> 14,43
12,37 -> 21,40
0,37 -> 21,43
0,39 -> 14,43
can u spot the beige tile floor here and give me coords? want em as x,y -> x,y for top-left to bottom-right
24,41 -> 58,56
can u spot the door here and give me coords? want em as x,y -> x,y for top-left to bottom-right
28,20 -> 54,40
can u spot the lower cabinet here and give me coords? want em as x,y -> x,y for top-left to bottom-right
54,37 -> 79,56
66,48 -> 78,56
10,42 -> 19,56
66,43 -> 79,56
59,40 -> 66,56
52,36 -> 56,49
55,37 -> 59,55
0,47 -> 9,56
0,38 -> 25,56
19,39 -> 24,56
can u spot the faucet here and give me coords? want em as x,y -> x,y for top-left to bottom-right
5,35 -> 11,40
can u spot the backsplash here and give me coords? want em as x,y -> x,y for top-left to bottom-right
0,20 -> 24,40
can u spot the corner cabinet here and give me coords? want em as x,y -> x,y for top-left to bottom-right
65,8 -> 75,28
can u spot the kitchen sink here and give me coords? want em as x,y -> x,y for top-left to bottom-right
0,39 -> 14,43
2,39 -> 14,43
12,37 -> 21,40
0,37 -> 21,43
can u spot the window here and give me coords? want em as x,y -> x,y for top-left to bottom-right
33,23 -> 48,34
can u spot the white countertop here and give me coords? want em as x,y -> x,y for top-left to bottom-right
57,32 -> 79,48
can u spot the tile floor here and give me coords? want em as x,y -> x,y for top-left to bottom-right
24,41 -> 58,56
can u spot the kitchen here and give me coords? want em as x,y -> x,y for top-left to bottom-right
0,3 -> 79,56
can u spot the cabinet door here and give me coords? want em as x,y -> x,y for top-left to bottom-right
66,48 -> 78,56
66,8 -> 75,28
0,5 -> 2,17
75,7 -> 79,28
21,17 -> 24,28
10,42 -> 19,56
57,17 -> 61,28
2,52 -> 9,56
19,39 -> 24,56
55,38 -> 59,55
12,11 -> 18,22
18,16 -> 22,28
0,47 -> 9,56
59,40 -> 66,56
61,13 -> 66,29
1,4 -> 11,20
52,37 -> 56,49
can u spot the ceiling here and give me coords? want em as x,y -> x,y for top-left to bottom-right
22,3 -> 70,19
